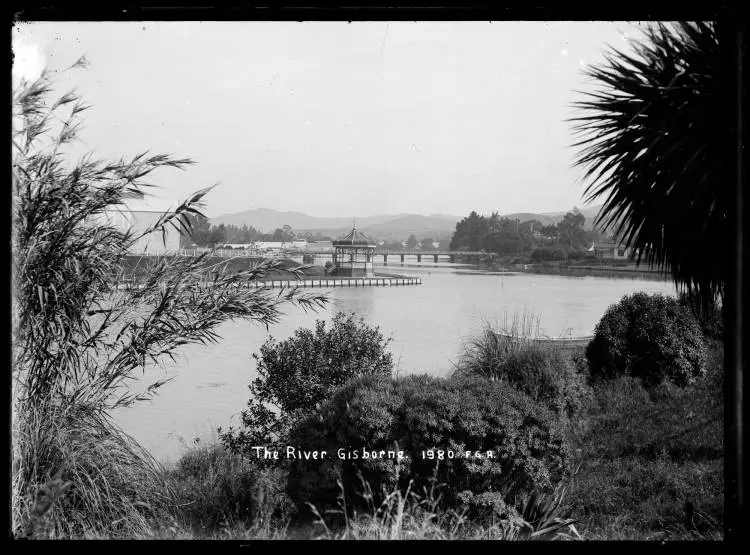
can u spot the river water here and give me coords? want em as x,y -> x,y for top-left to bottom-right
112,262 -> 675,464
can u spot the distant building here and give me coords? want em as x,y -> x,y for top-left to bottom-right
589,241 -> 631,260
254,241 -> 285,252
102,210 -> 182,255
309,240 -> 333,251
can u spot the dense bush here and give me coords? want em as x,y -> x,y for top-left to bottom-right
455,326 -> 589,417
530,247 -> 566,263
285,373 -> 570,522
219,312 -> 393,457
586,292 -> 707,387
566,249 -> 589,261
168,444 -> 292,531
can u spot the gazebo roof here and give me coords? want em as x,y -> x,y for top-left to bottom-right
332,226 -> 376,247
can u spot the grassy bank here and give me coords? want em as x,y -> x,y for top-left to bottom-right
565,339 -> 724,540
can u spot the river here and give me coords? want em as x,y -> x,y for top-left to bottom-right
112,262 -> 675,464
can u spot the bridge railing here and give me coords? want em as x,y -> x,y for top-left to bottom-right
128,248 -> 494,258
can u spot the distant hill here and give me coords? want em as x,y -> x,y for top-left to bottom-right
209,205 -> 604,241
210,209 -> 461,240
360,214 -> 459,241
209,208 -> 396,231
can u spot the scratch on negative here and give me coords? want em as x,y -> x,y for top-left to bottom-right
380,22 -> 390,57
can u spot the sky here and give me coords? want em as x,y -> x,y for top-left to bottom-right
12,21 -> 643,219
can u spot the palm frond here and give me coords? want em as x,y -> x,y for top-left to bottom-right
570,21 -> 725,304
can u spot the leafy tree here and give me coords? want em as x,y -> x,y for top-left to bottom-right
181,214 -> 212,247
518,219 -> 543,239
450,211 -> 488,251
271,224 -> 295,242
420,237 -> 435,250
556,211 -> 586,250
539,225 -> 559,244
571,22 -> 726,308
209,222 -> 227,246
406,234 -> 418,249
483,232 -> 525,256
219,312 -> 393,459
11,63 -> 327,537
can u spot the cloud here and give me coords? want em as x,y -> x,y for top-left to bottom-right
12,39 -> 46,86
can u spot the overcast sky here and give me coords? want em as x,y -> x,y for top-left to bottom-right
13,21 -> 641,219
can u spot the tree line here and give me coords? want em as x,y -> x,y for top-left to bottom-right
449,210 -> 603,256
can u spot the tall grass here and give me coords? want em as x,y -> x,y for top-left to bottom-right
304,471 -> 580,540
11,62 -> 327,537
13,402 -> 175,539
453,314 -> 590,418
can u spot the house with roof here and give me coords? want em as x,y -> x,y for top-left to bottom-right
588,240 -> 631,260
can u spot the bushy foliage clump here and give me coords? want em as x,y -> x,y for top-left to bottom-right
585,292 -> 707,387
455,326 -> 590,418
530,247 -> 567,263
220,312 -> 393,457
285,373 -> 570,523
168,444 -> 292,532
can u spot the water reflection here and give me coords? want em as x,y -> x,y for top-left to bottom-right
332,288 -> 375,320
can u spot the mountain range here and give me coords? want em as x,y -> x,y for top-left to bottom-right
209,205 -> 604,241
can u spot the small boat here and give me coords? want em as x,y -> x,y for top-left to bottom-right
494,331 -> 593,348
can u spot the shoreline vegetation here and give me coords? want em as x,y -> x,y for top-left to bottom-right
469,260 -> 670,282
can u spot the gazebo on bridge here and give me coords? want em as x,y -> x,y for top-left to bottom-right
331,225 -> 376,277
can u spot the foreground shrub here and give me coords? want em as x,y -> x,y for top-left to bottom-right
220,312 -> 393,458
167,443 -> 292,533
585,292 -> 707,387
454,325 -> 589,417
286,373 -> 570,523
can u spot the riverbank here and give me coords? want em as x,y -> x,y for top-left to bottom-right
468,258 -> 670,281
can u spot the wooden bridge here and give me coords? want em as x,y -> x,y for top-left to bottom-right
153,248 -> 494,264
